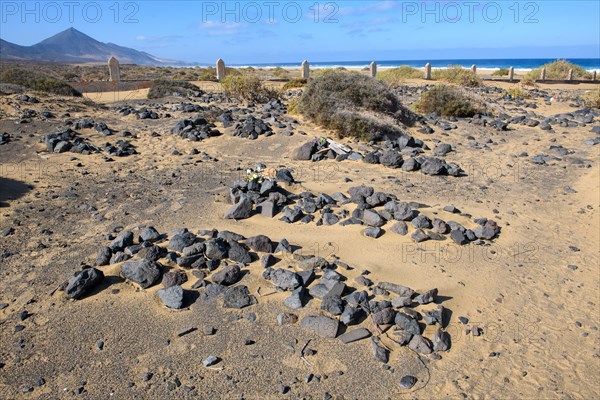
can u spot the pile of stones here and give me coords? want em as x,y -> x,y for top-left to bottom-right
43,128 -> 100,155
101,140 -> 137,157
294,135 -> 462,176
225,171 -> 500,244
231,116 -> 273,139
170,117 -> 222,142
117,105 -> 159,119
63,226 -> 465,372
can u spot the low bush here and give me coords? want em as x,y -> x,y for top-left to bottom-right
220,73 -> 280,103
583,89 -> 600,109
414,85 -> 484,117
432,65 -> 481,87
492,68 -> 509,76
282,78 -> 307,90
147,79 -> 202,98
378,66 -> 423,87
0,67 -> 82,96
296,70 -> 415,141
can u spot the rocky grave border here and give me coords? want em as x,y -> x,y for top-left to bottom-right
294,135 -> 463,177
224,165 -> 501,244
59,225 -> 481,390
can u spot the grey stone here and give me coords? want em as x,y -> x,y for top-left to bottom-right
269,268 -> 301,291
223,285 -> 255,308
395,312 -> 420,335
408,334 -> 433,354
257,200 -> 277,218
284,287 -> 309,309
157,285 -> 184,309
110,230 -> 133,251
391,296 -> 412,307
121,259 -> 161,288
450,229 -> 468,245
204,238 -> 229,260
139,226 -> 161,242
362,210 -> 385,227
66,268 -> 104,299
380,150 -> 403,168
400,375 -> 417,389
377,282 -> 414,297
169,232 -> 196,252
338,328 -> 371,343
371,337 -> 389,363
300,315 -> 339,338
372,307 -> 395,325
227,241 -> 252,264
341,305 -> 363,325
364,227 -> 383,238
224,197 -> 253,219
245,235 -> 273,253
415,288 -> 438,304
390,221 -> 408,235
433,328 -> 451,351
202,355 -> 219,367
299,256 -> 329,270
321,294 -> 344,315
411,229 -> 429,243
211,264 -> 241,286
162,270 -> 188,288
94,246 -> 112,266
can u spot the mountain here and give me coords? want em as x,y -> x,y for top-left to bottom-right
0,28 -> 178,65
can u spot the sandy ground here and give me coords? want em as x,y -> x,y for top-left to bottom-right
1,79 -> 599,399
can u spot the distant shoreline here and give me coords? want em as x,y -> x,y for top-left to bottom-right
187,58 -> 600,73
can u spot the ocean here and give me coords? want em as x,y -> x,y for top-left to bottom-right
228,58 -> 600,72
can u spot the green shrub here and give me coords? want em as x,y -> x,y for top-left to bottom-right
492,68 -> 509,77
220,73 -> 280,103
296,71 -> 415,141
523,60 -> 592,84
147,79 -> 202,99
378,66 -> 423,87
414,85 -> 484,117
0,67 -> 81,96
282,78 -> 307,90
503,87 -> 530,99
432,65 -> 481,87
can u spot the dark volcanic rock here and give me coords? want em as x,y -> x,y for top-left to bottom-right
157,285 -> 184,309
223,285 -> 256,308
211,264 -> 241,286
66,268 -> 104,299
121,259 -> 162,289
300,315 -> 339,338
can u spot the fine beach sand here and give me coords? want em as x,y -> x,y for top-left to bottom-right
1,76 -> 599,398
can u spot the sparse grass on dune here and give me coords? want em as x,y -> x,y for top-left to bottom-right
414,84 -> 485,117
432,65 -> 482,87
296,70 -> 416,141
0,67 -> 82,96
378,66 -> 424,87
523,59 -> 592,85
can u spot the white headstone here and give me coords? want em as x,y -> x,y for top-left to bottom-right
108,56 -> 120,82
370,61 -> 377,78
508,66 -> 514,82
471,64 -> 476,75
301,60 -> 310,79
540,68 -> 546,81
425,63 -> 431,80
216,59 -> 225,81
567,69 -> 573,81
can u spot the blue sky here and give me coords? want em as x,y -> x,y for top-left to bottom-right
1,1 -> 599,63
